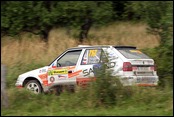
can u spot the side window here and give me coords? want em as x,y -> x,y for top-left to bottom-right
81,49 -> 102,65
57,50 -> 82,67
100,50 -> 109,63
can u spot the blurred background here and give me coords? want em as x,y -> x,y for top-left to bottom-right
1,1 -> 173,116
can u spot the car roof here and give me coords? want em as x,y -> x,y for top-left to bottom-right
67,45 -> 136,50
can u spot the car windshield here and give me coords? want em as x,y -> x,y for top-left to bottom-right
117,48 -> 151,59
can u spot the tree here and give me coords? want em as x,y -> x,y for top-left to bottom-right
1,1 -> 114,43
127,1 -> 173,87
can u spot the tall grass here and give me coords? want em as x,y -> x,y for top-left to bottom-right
1,22 -> 172,116
87,22 -> 160,48
1,22 -> 159,67
2,78 -> 173,115
1,22 -> 160,87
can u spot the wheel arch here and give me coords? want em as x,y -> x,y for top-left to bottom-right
23,77 -> 43,89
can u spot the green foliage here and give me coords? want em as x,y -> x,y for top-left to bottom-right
86,66 -> 118,107
2,49 -> 173,115
142,46 -> 173,88
1,1 -> 114,36
2,74 -> 173,115
129,1 -> 173,88
124,1 -> 172,35
6,61 -> 45,88
153,2 -> 173,88
124,2 -> 168,22
81,64 -> 135,108
1,1 -> 173,114
112,1 -> 128,20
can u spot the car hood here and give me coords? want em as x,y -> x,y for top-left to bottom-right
19,66 -> 48,78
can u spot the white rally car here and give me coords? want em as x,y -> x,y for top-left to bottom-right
15,45 -> 159,94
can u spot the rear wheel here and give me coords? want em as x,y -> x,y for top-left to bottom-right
25,80 -> 42,94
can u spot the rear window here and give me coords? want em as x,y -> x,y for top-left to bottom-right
117,49 -> 151,59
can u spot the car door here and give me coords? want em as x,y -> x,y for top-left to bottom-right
47,49 -> 82,86
75,48 -> 102,85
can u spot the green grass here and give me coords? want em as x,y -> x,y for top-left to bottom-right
2,105 -> 172,116
1,21 -> 173,116
1,84 -> 173,116
1,47 -> 173,116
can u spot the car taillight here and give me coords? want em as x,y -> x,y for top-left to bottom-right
123,62 -> 132,71
150,64 -> 156,71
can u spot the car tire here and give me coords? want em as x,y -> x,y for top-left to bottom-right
25,80 -> 42,94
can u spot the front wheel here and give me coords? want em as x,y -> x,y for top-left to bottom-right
25,80 -> 42,94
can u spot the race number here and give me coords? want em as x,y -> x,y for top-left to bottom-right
89,50 -> 98,57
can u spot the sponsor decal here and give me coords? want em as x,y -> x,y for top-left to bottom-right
38,74 -> 47,79
39,69 -> 47,73
51,63 -> 54,67
108,52 -> 115,57
89,50 -> 98,57
48,70 -> 53,75
76,77 -> 96,86
58,75 -> 67,80
83,68 -> 94,76
50,77 -> 55,82
38,73 -> 48,85
58,75 -> 66,78
48,69 -> 68,75
54,69 -> 68,74
130,50 -> 142,54
68,70 -> 82,78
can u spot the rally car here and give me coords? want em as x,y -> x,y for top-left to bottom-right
15,45 -> 159,94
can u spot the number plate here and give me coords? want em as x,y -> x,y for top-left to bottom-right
136,77 -> 156,83
137,67 -> 149,71
135,71 -> 153,76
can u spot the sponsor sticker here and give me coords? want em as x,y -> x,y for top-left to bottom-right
48,69 -> 68,75
50,77 -> 55,82
89,50 -> 98,57
130,50 -> 142,54
58,75 -> 67,80
39,69 -> 47,73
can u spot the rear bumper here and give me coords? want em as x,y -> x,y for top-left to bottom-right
119,76 -> 159,86
136,83 -> 157,86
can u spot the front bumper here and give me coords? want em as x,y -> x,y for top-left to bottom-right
15,79 -> 23,88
